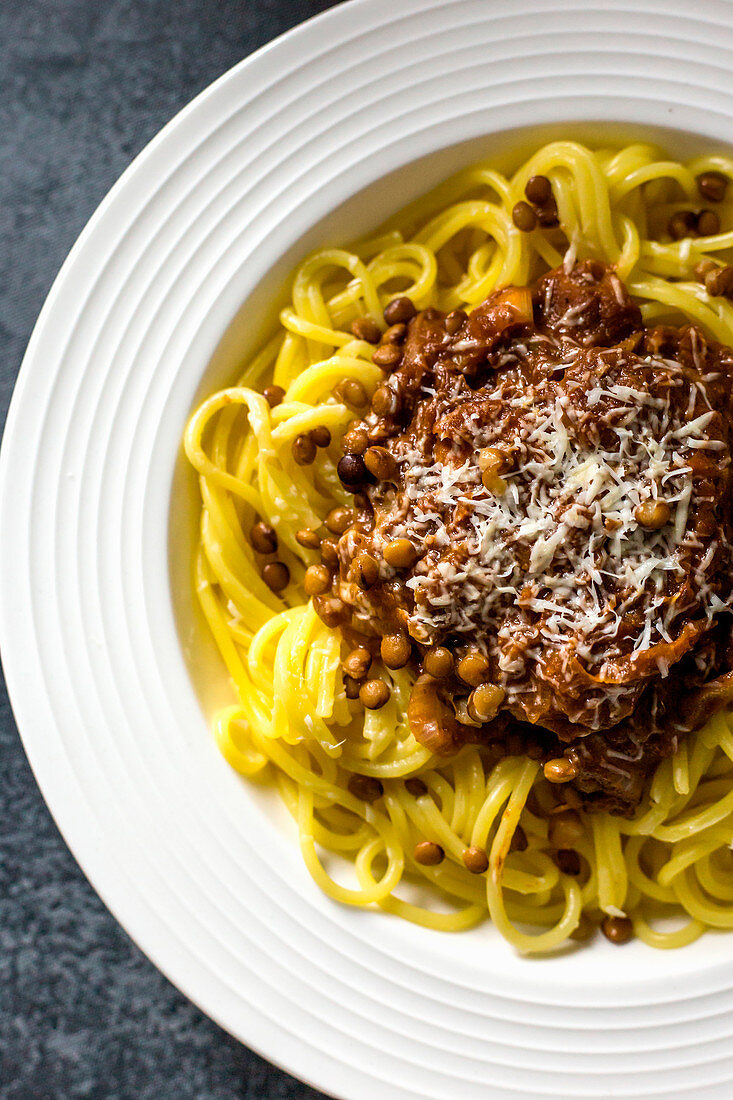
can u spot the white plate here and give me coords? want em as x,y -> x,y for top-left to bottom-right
5,1 -> 733,1096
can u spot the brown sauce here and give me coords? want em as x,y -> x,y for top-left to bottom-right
316,263 -> 733,813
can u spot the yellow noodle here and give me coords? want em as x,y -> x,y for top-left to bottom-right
184,140 -> 733,952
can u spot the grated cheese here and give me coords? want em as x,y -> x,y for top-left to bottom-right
365,330 -> 732,730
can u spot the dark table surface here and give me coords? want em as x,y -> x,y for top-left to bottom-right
0,3 -> 344,1097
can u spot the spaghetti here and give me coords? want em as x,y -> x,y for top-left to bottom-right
184,141 -> 733,952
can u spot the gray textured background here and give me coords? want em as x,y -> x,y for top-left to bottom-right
0,2 -> 343,1097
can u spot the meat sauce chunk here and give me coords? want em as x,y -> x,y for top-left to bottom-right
535,260 -> 642,346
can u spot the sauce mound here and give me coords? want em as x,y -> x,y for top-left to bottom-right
321,262 -> 733,811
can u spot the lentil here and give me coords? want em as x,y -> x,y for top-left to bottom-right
694,258 -> 717,281
351,552 -> 379,589
383,322 -> 407,344
468,683 -> 505,721
303,564 -> 331,597
262,561 -> 290,592
350,316 -> 381,343
456,650 -> 490,688
635,500 -> 671,529
509,825 -> 528,852
413,840 -> 444,866
310,425 -> 332,448
372,344 -> 402,369
482,469 -> 507,494
250,521 -> 277,555
347,774 -> 384,802
334,378 -> 368,409
697,171 -> 728,202
668,211 -> 698,240
405,777 -> 428,797
445,309 -> 467,335
263,384 -> 285,408
537,197 -> 560,227
292,433 -> 317,466
423,646 -> 454,679
383,537 -> 418,569
697,209 -> 720,237
343,674 -> 361,699
525,174 -> 552,205
363,445 -> 397,481
342,426 -> 369,454
320,538 -> 339,567
512,201 -> 537,232
601,915 -> 633,944
342,646 -> 372,680
325,506 -> 353,535
295,527 -> 321,550
371,383 -> 398,416
383,296 -> 416,325
543,757 -> 579,783
337,453 -> 367,486
462,846 -> 489,874
478,446 -> 503,473
380,633 -> 411,669
705,265 -> 733,298
360,679 -> 391,709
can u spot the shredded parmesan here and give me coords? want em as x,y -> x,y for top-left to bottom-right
366,331 -> 731,730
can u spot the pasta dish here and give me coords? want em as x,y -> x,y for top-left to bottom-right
184,141 -> 733,952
